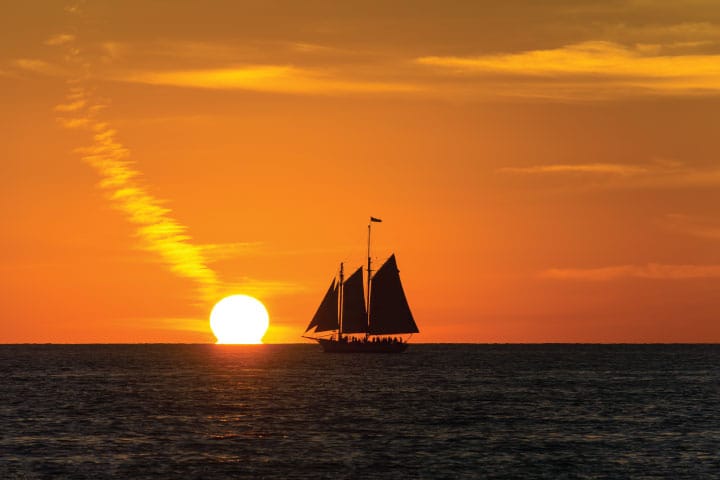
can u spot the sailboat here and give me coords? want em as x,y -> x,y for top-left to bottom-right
303,218 -> 419,353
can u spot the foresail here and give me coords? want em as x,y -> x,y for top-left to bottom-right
306,279 -> 339,333
341,267 -> 367,334
368,254 -> 419,335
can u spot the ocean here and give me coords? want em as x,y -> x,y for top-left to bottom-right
1,344 -> 718,479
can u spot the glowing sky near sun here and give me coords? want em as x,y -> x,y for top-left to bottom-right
2,1 -> 720,343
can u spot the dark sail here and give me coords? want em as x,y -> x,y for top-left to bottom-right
341,267 -> 368,333
368,254 -> 419,335
305,279 -> 339,332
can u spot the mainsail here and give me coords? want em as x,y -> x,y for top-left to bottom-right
305,279 -> 338,332
341,267 -> 367,333
368,254 -> 419,335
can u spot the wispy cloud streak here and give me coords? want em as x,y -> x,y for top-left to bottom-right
496,159 -> 720,190
417,41 -> 720,79
13,58 -> 67,76
52,33 -> 221,303
45,34 -> 76,46
498,163 -> 648,176
663,214 -> 720,241
542,263 -> 720,281
417,41 -> 720,99
120,65 -> 420,95
70,111 -> 221,301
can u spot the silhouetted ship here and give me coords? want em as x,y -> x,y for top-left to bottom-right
303,218 -> 419,353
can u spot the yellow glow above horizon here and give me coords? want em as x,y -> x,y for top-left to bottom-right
209,295 -> 269,344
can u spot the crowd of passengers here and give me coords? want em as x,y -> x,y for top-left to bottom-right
339,336 -> 403,344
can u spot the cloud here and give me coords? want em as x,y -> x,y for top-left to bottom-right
289,42 -> 340,54
72,38 -> 419,97
64,2 -> 83,14
47,29 -> 294,305
53,74 -> 222,302
54,99 -> 87,112
663,213 -> 720,240
416,41 -> 720,99
71,118 -> 222,302
12,58 -> 66,76
498,163 -> 649,176
57,117 -> 91,128
416,40 -> 718,78
45,34 -> 76,46
602,22 -> 720,46
497,159 -> 720,190
542,263 -> 720,281
119,65 -> 421,95
53,53 -> 300,304
46,33 -> 720,102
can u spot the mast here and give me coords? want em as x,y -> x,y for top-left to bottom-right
338,262 -> 344,340
366,222 -> 371,335
367,217 -> 382,336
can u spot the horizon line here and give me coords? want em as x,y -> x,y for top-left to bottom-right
1,342 -> 718,346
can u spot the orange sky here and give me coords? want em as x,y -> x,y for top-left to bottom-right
3,1 -> 720,343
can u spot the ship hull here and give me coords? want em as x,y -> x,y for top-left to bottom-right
317,338 -> 409,353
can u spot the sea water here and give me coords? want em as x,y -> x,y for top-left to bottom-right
1,344 -> 718,478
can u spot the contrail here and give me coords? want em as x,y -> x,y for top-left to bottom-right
53,32 -> 221,304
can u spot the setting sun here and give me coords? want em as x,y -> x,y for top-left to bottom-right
209,295 -> 269,344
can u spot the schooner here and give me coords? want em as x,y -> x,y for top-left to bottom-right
303,218 -> 419,353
